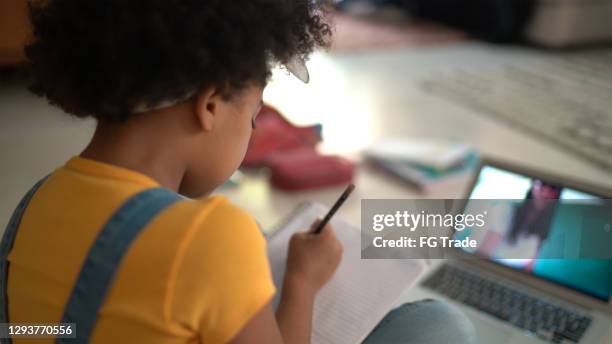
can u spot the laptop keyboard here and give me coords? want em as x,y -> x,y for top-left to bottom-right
422,265 -> 593,343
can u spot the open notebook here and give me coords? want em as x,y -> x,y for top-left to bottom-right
267,202 -> 425,344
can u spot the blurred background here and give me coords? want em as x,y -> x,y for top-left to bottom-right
1,0 -> 611,227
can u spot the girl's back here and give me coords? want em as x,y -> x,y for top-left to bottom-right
8,157 -> 274,343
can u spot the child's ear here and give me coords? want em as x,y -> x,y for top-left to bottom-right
194,87 -> 220,132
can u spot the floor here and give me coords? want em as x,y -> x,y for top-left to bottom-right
2,41 -> 612,227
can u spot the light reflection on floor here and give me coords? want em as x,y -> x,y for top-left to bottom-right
263,52 -> 375,156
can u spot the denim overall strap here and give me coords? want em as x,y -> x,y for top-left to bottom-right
56,188 -> 183,344
0,176 -> 50,344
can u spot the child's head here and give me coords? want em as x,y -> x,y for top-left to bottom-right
26,0 -> 331,196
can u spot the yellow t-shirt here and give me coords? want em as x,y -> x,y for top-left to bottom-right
7,156 -> 276,343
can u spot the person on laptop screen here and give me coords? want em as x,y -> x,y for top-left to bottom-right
477,179 -> 563,270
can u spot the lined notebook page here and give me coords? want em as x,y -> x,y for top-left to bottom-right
267,202 -> 425,344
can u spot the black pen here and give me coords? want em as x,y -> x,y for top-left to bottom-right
312,184 -> 355,234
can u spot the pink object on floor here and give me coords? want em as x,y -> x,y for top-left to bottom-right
242,105 -> 322,167
267,147 -> 355,191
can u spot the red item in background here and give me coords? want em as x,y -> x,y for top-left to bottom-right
242,105 -> 322,167
267,148 -> 355,191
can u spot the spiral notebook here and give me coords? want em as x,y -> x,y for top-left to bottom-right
266,202 -> 425,344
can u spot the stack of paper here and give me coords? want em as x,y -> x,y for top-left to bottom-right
267,202 -> 425,344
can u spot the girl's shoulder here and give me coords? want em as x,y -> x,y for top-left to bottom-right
165,195 -> 266,257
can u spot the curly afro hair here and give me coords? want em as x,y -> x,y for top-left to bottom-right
26,0 -> 332,121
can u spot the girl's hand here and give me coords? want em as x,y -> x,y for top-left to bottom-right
284,221 -> 343,294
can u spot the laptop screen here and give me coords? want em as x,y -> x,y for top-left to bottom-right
455,164 -> 612,302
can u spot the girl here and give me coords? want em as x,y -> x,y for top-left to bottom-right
2,1 -> 475,343
4,1 -> 340,343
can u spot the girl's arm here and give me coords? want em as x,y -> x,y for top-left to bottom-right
229,303 -> 284,344
230,224 -> 342,344
229,281 -> 315,344
275,275 -> 316,344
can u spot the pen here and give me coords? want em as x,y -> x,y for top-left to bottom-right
312,184 -> 355,234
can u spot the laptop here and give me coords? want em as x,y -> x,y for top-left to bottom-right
400,159 -> 612,343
